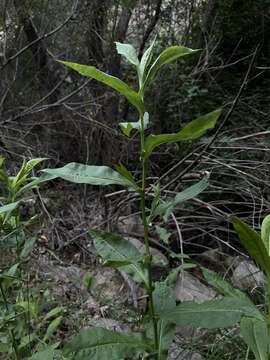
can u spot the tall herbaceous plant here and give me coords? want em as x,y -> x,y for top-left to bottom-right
42,41 -> 223,360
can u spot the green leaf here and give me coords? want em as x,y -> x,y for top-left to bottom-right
261,214 -> 270,256
19,333 -> 36,350
13,158 -> 47,188
43,316 -> 63,341
16,172 -> 57,197
153,282 -> 176,360
240,317 -> 268,360
83,273 -> 95,293
42,163 -> 137,189
138,39 -> 155,86
158,297 -> 262,329
154,282 -> 176,313
119,112 -> 149,137
89,229 -> 148,284
202,268 -> 264,320
0,263 -> 19,288
142,46 -> 199,92
63,327 -> 152,360
202,267 -> 249,300
155,226 -> 171,244
0,169 -> 8,184
0,201 -> 20,215
59,61 -> 144,115
20,237 -> 36,259
27,346 -> 55,360
102,259 -> 142,267
143,109 -> 221,159
43,307 -> 65,322
24,158 -> 47,175
114,163 -> 139,190
115,42 -> 139,66
165,264 -> 196,286
153,177 -> 209,221
232,217 -> 270,275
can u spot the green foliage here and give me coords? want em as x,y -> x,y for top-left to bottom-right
232,217 -> 270,275
0,158 -> 62,359
58,60 -> 144,115
232,214 -> 270,359
143,109 -> 221,159
115,42 -> 139,66
158,297 -> 262,329
89,229 -> 147,284
48,41 -> 223,360
5,38 -> 269,360
63,327 -> 153,360
151,176 -> 209,221
240,317 -> 268,360
261,214 -> 270,255
119,112 -> 149,137
155,226 -> 171,244
152,282 -> 176,360
42,163 -> 138,190
202,267 -> 249,300
141,46 -> 200,94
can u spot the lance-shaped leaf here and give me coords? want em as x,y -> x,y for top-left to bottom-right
202,267 -> 250,300
261,214 -> 270,256
152,177 -> 209,221
119,112 -> 149,137
138,39 -> 155,86
153,282 -> 176,360
13,158 -> 47,187
0,201 -> 20,215
63,327 -> 153,360
16,172 -> 57,197
114,163 -> 139,191
27,347 -> 55,360
240,317 -> 268,360
202,268 -> 264,319
142,46 -> 199,92
42,163 -> 137,189
59,61 -> 144,115
89,229 -> 148,284
158,297 -> 262,329
115,42 -> 139,66
143,109 -> 221,159
232,217 -> 270,275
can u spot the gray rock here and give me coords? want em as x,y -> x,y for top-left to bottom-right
117,215 -> 144,235
175,271 -> 216,303
89,318 -> 131,332
168,342 -> 204,360
232,260 -> 266,290
126,236 -> 168,268
93,267 -> 126,301
174,271 -> 216,339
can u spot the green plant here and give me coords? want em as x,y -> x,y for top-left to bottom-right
177,213 -> 270,360
0,158 -> 64,359
39,41 -> 223,359
231,215 -> 270,360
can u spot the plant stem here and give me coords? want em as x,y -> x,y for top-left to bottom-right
139,114 -> 159,357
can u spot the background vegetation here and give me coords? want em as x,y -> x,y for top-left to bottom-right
1,1 -> 270,359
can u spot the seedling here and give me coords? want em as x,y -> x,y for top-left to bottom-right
0,158 -> 64,359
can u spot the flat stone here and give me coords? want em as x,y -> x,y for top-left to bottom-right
168,342 -> 204,360
175,271 -> 217,303
117,215 -> 144,235
232,260 -> 266,290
